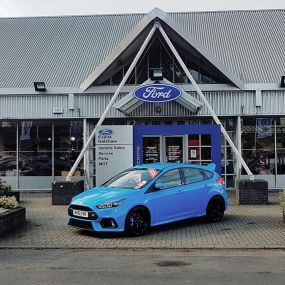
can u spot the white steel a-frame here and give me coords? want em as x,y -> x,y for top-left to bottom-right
66,21 -> 254,182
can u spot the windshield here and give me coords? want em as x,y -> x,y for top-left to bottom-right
102,168 -> 160,189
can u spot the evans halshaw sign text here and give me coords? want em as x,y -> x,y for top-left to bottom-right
134,84 -> 181,103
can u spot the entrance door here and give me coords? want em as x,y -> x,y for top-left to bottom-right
164,136 -> 184,163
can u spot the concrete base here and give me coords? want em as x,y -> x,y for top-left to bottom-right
0,207 -> 26,236
52,180 -> 84,205
236,179 -> 268,205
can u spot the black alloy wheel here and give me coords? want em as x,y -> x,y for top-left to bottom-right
206,197 -> 225,223
125,208 -> 150,236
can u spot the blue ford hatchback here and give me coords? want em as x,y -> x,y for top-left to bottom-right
68,163 -> 228,236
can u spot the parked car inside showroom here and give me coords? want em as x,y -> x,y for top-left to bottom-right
68,163 -> 228,236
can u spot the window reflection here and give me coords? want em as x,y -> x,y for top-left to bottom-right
156,169 -> 182,189
0,153 -> 17,176
54,121 -> 83,176
276,118 -> 285,174
242,118 -> 274,175
19,121 -> 52,176
0,122 -> 17,176
98,36 -> 224,86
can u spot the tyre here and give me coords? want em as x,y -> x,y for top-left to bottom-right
125,207 -> 150,236
206,197 -> 225,223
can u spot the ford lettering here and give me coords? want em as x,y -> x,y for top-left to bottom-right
98,129 -> 113,135
134,84 -> 181,103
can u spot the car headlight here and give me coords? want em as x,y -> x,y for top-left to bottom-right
96,199 -> 125,209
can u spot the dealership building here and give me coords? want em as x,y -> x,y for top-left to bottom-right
0,8 -> 285,190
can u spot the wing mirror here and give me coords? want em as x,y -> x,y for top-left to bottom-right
154,182 -> 166,191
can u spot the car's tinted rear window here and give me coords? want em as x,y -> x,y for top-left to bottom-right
182,168 -> 214,184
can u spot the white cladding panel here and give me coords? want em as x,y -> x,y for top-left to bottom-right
0,91 -> 285,118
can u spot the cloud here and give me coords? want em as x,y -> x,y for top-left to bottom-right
0,0 -> 9,16
0,0 -> 22,17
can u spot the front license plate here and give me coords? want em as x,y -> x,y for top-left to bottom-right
73,209 -> 88,218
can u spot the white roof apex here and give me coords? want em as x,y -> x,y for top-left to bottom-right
147,7 -> 167,20
80,8 -> 244,91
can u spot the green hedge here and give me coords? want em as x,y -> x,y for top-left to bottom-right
0,196 -> 18,209
0,178 -> 12,196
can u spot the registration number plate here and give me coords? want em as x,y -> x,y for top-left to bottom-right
73,209 -> 88,218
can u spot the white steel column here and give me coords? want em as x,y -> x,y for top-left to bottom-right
83,118 -> 90,188
159,25 -> 254,180
66,24 -> 157,181
237,116 -> 242,178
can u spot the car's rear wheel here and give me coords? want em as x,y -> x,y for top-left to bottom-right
125,207 -> 150,236
206,197 -> 225,222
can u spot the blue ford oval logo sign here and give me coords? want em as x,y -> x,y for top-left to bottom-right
99,129 -> 113,135
134,84 -> 181,103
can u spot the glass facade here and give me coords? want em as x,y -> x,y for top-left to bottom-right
0,122 -> 17,177
100,35 -> 227,86
19,121 -> 52,176
0,117 -> 284,189
275,118 -> 285,175
241,117 -> 285,188
0,120 -> 84,189
54,121 -> 84,177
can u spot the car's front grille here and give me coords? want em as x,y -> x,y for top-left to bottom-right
69,205 -> 93,211
68,218 -> 94,231
68,205 -> 98,220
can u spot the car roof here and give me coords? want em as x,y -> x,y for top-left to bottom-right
134,163 -> 216,172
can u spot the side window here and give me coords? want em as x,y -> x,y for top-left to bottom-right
183,168 -> 204,184
156,169 -> 182,189
201,170 -> 214,180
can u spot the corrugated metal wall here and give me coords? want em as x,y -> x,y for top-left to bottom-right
169,10 -> 285,84
1,10 -> 285,88
0,90 -> 285,119
261,90 -> 285,114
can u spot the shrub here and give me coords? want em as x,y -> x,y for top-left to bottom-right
0,179 -> 12,196
0,196 -> 18,209
280,190 -> 285,212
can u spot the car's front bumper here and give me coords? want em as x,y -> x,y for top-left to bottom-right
67,205 -> 126,232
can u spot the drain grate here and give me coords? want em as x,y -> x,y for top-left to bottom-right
155,261 -> 190,267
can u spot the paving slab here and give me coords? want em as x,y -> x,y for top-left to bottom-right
0,193 -> 284,249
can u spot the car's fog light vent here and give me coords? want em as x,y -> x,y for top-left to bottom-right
100,218 -> 118,228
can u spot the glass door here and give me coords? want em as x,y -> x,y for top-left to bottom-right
163,136 -> 184,163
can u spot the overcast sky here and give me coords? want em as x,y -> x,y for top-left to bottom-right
1,0 -> 285,17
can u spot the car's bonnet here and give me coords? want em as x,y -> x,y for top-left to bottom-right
71,186 -> 135,206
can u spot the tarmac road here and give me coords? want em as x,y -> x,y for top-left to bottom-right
0,249 -> 284,285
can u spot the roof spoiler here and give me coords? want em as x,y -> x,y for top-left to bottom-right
207,163 -> 216,172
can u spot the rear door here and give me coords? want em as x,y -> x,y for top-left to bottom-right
181,167 -> 213,216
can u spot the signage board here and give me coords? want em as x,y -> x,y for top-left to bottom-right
134,83 -> 181,103
95,126 -> 133,186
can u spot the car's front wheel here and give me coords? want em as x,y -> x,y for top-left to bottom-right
125,207 -> 150,236
206,197 -> 225,223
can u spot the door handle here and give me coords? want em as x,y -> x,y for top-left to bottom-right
177,190 -> 183,194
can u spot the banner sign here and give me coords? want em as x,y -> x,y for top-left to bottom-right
96,126 -> 133,186
20,121 -> 33,141
257,118 -> 273,138
134,84 -> 181,103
